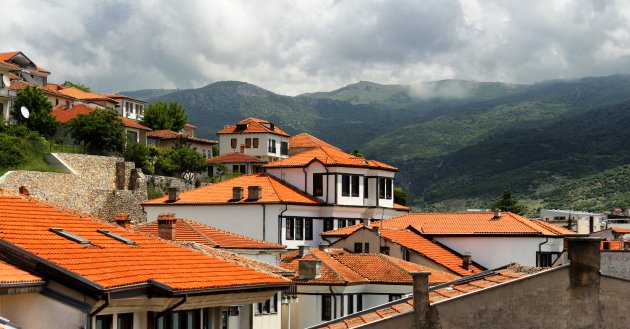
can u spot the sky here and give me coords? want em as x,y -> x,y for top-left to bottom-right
4,0 -> 630,95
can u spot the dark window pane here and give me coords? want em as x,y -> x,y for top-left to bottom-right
386,178 -> 392,199
253,138 -> 259,148
378,178 -> 386,199
322,295 -> 332,321
117,313 -> 134,329
245,138 -> 251,148
305,219 -> 313,240
286,218 -> 294,240
357,294 -> 363,311
295,218 -> 303,240
354,242 -> 363,253
380,246 -> 390,255
347,294 -> 354,314
341,175 -> 350,196
351,175 -> 359,197
364,177 -> 369,198
324,219 -> 334,232
231,138 -> 237,149
281,141 -> 289,156
313,174 -> 324,196
338,219 -> 346,228
96,315 -> 113,329
364,243 -> 369,253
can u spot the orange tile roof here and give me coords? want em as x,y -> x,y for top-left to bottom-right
143,173 -> 322,206
58,87 -> 117,102
321,223 -> 364,237
393,203 -> 411,211
378,229 -> 485,276
601,240 -> 625,250
207,152 -> 265,164
0,51 -> 50,74
137,218 -> 285,250
0,195 -> 289,291
188,244 -> 293,276
289,133 -> 340,151
217,117 -> 290,137
280,249 -> 456,285
52,104 -> 150,130
612,228 -> 630,234
313,264 -> 550,329
9,80 -> 76,100
0,260 -> 44,285
148,129 -> 217,145
264,144 -> 398,171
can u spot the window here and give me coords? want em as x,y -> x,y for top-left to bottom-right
323,219 -> 334,232
117,313 -> 133,329
208,165 -> 214,177
96,315 -> 113,329
364,242 -> 370,253
341,175 -> 350,196
281,141 -> 289,156
126,130 -> 138,143
364,177 -> 369,198
536,252 -> 560,267
351,175 -> 360,197
286,218 -> 294,240
253,138 -> 259,148
378,178 -> 386,199
347,219 -> 356,226
257,295 -> 278,315
295,218 -> 303,240
354,242 -> 363,253
228,306 -> 239,316
245,138 -> 252,148
313,173 -> 324,196
402,247 -> 411,261
232,165 -> 246,174
231,138 -> 237,149
322,295 -> 332,321
268,139 -> 277,153
305,219 -> 313,240
386,178 -> 392,200
357,294 -> 363,311
338,219 -> 346,229
389,294 -> 403,302
380,246 -> 390,255
347,295 -> 354,315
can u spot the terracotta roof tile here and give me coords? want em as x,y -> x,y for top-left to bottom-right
601,240 -> 625,250
207,152 -> 265,164
148,129 -> 217,145
0,260 -> 43,285
264,144 -> 397,171
0,196 -> 289,291
52,104 -> 150,130
143,173 -> 321,206
218,118 -> 290,137
58,87 -> 117,102
0,51 -> 49,74
137,218 -> 285,250
289,133 -> 340,151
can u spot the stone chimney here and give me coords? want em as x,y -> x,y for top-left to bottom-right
567,237 -> 602,329
411,271 -> 431,329
492,209 -> 501,220
157,213 -> 176,240
298,259 -> 321,279
462,253 -> 472,271
248,186 -> 262,201
364,218 -> 371,228
115,213 -> 131,228
233,187 -> 243,200
167,187 -> 180,203
298,245 -> 311,258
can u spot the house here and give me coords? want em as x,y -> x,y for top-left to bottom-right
51,104 -> 152,145
0,51 -> 50,87
207,152 -> 266,177
147,129 -> 218,159
279,246 -> 457,329
217,118 -> 290,161
0,191 -> 291,329
320,211 -> 575,268
310,238 -> 630,329
287,132 -> 340,155
323,222 -> 485,276
0,260 -> 47,329
539,209 -> 604,234
0,60 -> 17,122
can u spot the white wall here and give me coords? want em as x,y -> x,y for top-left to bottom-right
434,236 -> 565,268
219,133 -> 289,158
0,293 -> 89,329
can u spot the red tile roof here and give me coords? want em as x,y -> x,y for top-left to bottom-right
280,249 -> 457,285
148,129 -> 217,145
601,240 -> 625,250
143,173 -> 322,206
137,218 -> 285,250
58,87 -> 117,102
612,228 -> 630,234
51,104 -> 151,130
0,260 -> 44,285
0,51 -> 50,74
0,195 -> 289,291
207,152 -> 265,164
313,264 -> 549,329
289,133 -> 340,151
217,118 -> 290,137
188,244 -> 293,276
264,144 -> 398,171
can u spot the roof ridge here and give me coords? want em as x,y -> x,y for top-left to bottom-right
311,250 -> 349,283
509,213 -> 549,234
185,218 -> 284,248
314,249 -> 366,283
181,219 -> 219,247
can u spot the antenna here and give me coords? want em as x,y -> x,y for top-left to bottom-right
20,106 -> 30,119
2,75 -> 9,88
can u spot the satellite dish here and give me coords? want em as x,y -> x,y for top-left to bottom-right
20,106 -> 30,119
2,75 -> 9,88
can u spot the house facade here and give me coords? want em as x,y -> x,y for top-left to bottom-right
147,129 -> 217,160
217,118 -> 290,161
539,209 -> 604,234
207,152 -> 266,177
0,61 -> 16,122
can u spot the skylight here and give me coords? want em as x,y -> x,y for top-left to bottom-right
49,228 -> 91,245
97,229 -> 136,245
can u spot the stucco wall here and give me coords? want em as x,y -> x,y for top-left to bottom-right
0,153 -> 148,223
0,293 -> 88,329
600,251 -> 630,280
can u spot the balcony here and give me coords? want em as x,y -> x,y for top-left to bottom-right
0,88 -> 16,98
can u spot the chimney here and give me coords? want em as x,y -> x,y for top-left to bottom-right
492,209 -> 501,220
462,253 -> 472,271
298,259 -> 321,279
567,237 -> 603,329
233,187 -> 243,200
157,213 -> 176,240
298,245 -> 311,258
115,213 -> 131,228
319,242 -> 330,251
248,186 -> 262,201
18,186 -> 29,196
411,271 -> 431,329
167,187 -> 180,203
364,218 -> 371,228
373,226 -> 380,234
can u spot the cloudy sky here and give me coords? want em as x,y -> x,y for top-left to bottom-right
4,0 -> 630,95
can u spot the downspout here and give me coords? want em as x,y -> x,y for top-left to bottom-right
279,205 -> 289,244
537,237 -> 549,267
303,167 -> 308,193
89,293 -> 110,328
262,204 -> 267,241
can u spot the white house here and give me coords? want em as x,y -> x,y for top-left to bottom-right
539,209 -> 604,234
217,118 -> 290,161
0,61 -> 16,122
207,152 -> 266,177
279,246 -> 457,329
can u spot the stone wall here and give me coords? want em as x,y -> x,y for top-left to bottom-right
601,251 -> 630,280
0,153 -> 148,223
146,175 -> 192,197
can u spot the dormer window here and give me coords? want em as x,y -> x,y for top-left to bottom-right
236,123 -> 249,130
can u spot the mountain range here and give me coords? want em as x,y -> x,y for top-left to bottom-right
121,74 -> 630,214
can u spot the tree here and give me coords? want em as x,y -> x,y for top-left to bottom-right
62,81 -> 91,92
141,101 -> 188,131
124,143 -> 158,174
491,188 -> 525,215
394,187 -> 408,206
11,86 -> 58,137
351,149 -> 364,158
170,147 -> 206,184
67,108 -> 125,155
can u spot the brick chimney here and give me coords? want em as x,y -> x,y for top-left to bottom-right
298,245 -> 311,258
233,187 -> 243,200
115,213 -> 131,228
248,186 -> 262,201
157,213 -> 176,240
298,259 -> 321,279
492,209 -> 501,220
167,187 -> 179,203
411,271 -> 431,329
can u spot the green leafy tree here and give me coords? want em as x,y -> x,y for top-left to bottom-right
67,108 -> 125,155
11,86 -> 58,137
210,163 -> 242,183
394,187 -> 408,206
351,149 -> 364,158
62,81 -> 91,92
141,101 -> 188,131
124,143 -> 158,174
492,188 -> 525,215
170,147 -> 206,184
